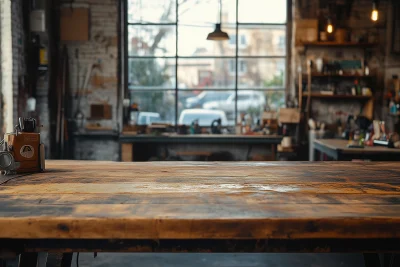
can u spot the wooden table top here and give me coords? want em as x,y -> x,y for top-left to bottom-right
314,139 -> 400,154
0,160 -> 399,240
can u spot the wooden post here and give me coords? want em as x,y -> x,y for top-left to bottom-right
121,143 -> 133,162
271,144 -> 276,161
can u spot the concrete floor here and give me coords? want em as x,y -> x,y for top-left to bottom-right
69,253 -> 366,267
3,253 -> 366,267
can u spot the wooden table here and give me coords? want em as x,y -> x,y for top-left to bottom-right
314,139 -> 400,161
0,161 -> 399,267
120,134 -> 283,161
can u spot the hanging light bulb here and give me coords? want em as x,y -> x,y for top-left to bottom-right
327,18 -> 334,34
371,2 -> 378,22
207,0 -> 229,41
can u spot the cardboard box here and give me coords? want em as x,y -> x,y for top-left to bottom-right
296,19 -> 318,45
279,108 -> 301,123
60,7 -> 89,41
90,104 -> 112,120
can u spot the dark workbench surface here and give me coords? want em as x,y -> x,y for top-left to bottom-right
314,139 -> 400,160
120,134 -> 283,144
0,161 -> 399,241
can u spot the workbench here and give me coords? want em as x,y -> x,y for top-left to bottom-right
313,139 -> 400,161
0,161 -> 399,267
120,134 -> 283,161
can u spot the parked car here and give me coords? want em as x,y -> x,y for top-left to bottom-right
178,109 -> 228,126
137,112 -> 161,125
185,91 -> 233,109
202,90 -> 266,116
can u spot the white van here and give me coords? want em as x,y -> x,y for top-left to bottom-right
178,109 -> 228,126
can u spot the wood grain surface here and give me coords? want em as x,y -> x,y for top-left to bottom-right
0,161 -> 399,240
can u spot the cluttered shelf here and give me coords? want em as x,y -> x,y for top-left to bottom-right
299,42 -> 379,48
302,73 -> 374,78
302,93 -> 373,100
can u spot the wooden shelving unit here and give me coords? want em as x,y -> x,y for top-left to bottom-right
302,73 -> 373,78
302,93 -> 373,100
300,42 -> 379,48
299,42 -> 378,121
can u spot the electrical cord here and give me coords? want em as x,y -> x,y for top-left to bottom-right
76,252 -> 79,267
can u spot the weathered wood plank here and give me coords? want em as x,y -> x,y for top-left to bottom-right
0,215 -> 399,239
0,161 -> 399,240
1,182 -> 400,194
0,192 -> 399,205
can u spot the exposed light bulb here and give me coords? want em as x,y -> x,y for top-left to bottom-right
371,2 -> 378,21
371,9 -> 378,21
327,23 -> 333,34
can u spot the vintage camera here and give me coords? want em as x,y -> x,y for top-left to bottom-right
0,118 -> 45,175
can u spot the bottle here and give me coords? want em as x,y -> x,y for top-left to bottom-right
354,79 -> 361,95
364,66 -> 370,76
364,60 -> 370,76
390,100 -> 397,115
241,118 -> 246,134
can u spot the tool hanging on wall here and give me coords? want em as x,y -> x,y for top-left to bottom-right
55,46 -> 71,159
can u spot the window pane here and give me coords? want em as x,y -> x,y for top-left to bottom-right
128,0 -> 176,23
238,58 -> 286,89
178,90 -> 235,126
238,0 -> 286,23
235,90 -> 267,122
129,90 -> 176,124
128,58 -> 176,89
178,58 -> 236,89
265,90 -> 286,109
128,25 -> 176,56
238,25 -> 286,56
178,0 -> 236,25
178,25 -> 236,56
235,90 -> 285,124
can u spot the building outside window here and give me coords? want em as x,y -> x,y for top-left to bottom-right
125,0 -> 287,126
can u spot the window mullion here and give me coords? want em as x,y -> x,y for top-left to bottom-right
175,0 -> 179,127
235,0 -> 239,128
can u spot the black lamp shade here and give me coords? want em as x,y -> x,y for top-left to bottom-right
206,24 -> 229,41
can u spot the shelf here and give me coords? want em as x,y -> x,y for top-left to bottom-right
302,93 -> 373,99
300,42 -> 379,48
302,73 -> 373,78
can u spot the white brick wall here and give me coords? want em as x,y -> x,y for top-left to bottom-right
63,0 -> 119,130
12,0 -> 25,126
0,0 -> 14,133
61,0 -> 120,160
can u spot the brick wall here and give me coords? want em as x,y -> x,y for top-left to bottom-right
60,0 -> 120,160
12,0 -> 26,126
0,2 -> 2,135
0,0 -> 14,134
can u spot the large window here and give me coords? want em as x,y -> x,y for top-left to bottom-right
126,0 -> 287,126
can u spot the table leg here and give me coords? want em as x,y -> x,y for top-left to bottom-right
313,148 -> 318,161
19,253 -> 38,267
46,252 -> 73,267
320,151 -> 324,161
271,145 -> 276,161
121,143 -> 133,162
383,253 -> 400,267
363,253 -> 381,267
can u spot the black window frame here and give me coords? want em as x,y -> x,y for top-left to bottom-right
123,0 -> 290,127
